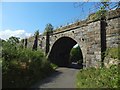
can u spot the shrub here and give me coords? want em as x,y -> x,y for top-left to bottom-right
50,63 -> 58,69
2,40 -> 53,88
76,65 -> 119,88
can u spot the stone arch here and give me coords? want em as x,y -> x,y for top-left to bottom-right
48,36 -> 85,67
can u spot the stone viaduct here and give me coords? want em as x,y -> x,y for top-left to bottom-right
27,9 -> 120,68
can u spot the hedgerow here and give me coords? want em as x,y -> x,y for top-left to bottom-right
2,38 -> 54,88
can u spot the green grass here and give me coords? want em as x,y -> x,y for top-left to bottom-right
76,47 -> 119,88
50,63 -> 58,69
76,65 -> 119,88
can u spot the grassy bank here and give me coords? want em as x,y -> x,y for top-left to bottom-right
76,47 -> 119,88
76,65 -> 118,88
2,39 -> 54,88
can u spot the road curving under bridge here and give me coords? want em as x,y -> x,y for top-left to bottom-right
31,66 -> 79,88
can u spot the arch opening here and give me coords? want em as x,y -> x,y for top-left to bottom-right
48,37 -> 83,68
69,44 -> 83,69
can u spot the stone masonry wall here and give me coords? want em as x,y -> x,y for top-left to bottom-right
106,18 -> 120,49
26,8 -> 120,68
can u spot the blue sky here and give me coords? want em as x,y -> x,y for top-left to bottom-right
2,2 -> 95,32
1,2 -> 103,39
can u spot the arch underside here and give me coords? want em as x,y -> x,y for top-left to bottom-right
48,37 -> 83,67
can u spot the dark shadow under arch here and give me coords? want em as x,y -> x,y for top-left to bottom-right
48,36 -> 83,68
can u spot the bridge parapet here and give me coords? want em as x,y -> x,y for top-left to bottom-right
52,8 -> 120,35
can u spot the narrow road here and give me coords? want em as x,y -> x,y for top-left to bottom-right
31,65 -> 80,88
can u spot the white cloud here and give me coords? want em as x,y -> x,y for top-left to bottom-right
0,29 -> 32,40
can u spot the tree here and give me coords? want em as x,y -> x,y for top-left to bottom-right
70,46 -> 83,63
44,23 -> 54,35
32,30 -> 39,51
7,36 -> 20,45
100,0 -> 120,10
97,1 -> 120,18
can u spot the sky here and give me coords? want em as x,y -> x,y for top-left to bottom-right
0,2 -> 118,40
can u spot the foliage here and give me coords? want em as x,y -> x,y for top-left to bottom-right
7,36 -> 20,45
96,6 -> 107,19
89,1 -> 113,21
20,39 -> 24,48
77,47 -> 120,88
50,63 -> 58,69
44,23 -> 53,35
2,37 -> 54,88
70,45 -> 83,63
76,65 -> 119,88
89,6 -> 107,21
95,1 -> 119,20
